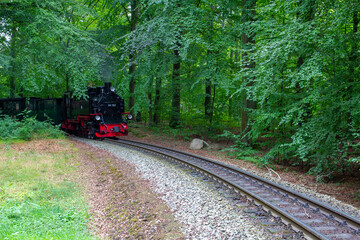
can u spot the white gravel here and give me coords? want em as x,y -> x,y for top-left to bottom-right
78,139 -> 268,240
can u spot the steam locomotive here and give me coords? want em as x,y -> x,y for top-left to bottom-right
0,82 -> 131,138
61,82 -> 132,138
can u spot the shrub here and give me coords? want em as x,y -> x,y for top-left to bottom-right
0,111 -> 64,141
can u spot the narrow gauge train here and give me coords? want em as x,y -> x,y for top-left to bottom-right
0,82 -> 132,138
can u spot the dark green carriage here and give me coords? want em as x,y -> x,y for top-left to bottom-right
0,98 -> 27,117
0,97 -> 63,125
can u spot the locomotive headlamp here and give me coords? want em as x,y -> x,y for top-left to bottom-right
127,114 -> 133,120
110,87 -> 116,93
95,115 -> 101,121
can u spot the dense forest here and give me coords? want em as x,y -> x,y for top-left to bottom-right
1,0 -> 360,177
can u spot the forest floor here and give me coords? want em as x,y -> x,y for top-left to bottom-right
2,127 -> 358,239
126,123 -> 360,210
0,139 -> 184,239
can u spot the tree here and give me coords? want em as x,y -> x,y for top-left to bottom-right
240,0 -> 257,141
128,0 -> 140,120
169,39 -> 181,128
0,0 -> 103,98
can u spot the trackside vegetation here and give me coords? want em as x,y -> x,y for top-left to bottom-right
0,133 -> 93,238
0,112 -> 64,141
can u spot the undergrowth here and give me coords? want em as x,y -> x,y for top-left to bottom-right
0,110 -> 63,141
219,130 -> 262,165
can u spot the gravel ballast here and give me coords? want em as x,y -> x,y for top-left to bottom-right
78,139 -> 268,239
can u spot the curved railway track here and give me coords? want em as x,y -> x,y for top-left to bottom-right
104,138 -> 360,240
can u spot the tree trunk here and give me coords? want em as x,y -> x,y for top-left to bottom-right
128,0 -> 140,120
128,54 -> 136,112
148,78 -> 153,126
9,20 -> 17,98
153,77 -> 162,125
296,0 -> 315,126
205,78 -> 212,118
347,12 -> 358,122
204,49 -> 214,122
240,0 -> 257,142
66,71 -> 70,91
349,12 -> 358,75
9,76 -> 15,98
210,84 -> 216,124
169,44 -> 181,128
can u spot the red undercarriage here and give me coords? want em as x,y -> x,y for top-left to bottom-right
61,114 -> 128,138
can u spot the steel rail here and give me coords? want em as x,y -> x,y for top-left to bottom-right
104,138 -> 360,239
113,139 -> 360,229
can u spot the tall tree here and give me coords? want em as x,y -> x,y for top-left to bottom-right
169,40 -> 181,128
240,0 -> 257,140
128,0 -> 140,119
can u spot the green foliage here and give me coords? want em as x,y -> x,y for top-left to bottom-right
0,111 -> 64,141
219,130 -> 261,164
101,0 -> 360,176
2,0 -> 360,176
0,0 -> 103,98
230,0 -> 360,175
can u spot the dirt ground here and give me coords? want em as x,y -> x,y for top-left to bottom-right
71,140 -> 185,240
125,125 -> 360,210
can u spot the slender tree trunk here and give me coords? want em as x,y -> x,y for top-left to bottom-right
9,20 -> 17,98
66,72 -> 70,91
204,46 -> 215,126
153,77 -> 162,125
347,12 -> 358,123
128,0 -> 140,120
205,78 -> 212,117
148,78 -> 153,126
128,53 -> 136,112
210,84 -> 216,124
349,12 -> 358,76
240,0 -> 256,141
296,0 -> 315,126
169,43 -> 181,128
9,76 -> 15,98
204,49 -> 214,122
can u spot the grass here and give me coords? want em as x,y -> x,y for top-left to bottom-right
0,140 -> 94,240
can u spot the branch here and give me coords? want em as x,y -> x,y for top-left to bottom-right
84,18 -> 97,31
87,0 -> 100,9
303,207 -> 311,218
265,166 -> 281,180
121,4 -> 131,24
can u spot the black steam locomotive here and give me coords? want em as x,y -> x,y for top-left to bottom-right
0,82 -> 131,138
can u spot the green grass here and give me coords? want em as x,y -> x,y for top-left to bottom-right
0,140 -> 94,240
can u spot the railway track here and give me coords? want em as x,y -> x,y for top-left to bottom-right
104,138 -> 360,240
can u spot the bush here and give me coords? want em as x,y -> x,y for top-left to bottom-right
219,130 -> 261,164
0,111 -> 64,141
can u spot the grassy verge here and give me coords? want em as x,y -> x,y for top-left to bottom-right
0,139 -> 93,239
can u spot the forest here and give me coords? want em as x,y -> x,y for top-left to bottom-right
1,0 -> 360,177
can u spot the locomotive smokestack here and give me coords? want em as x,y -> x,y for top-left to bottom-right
104,82 -> 111,93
